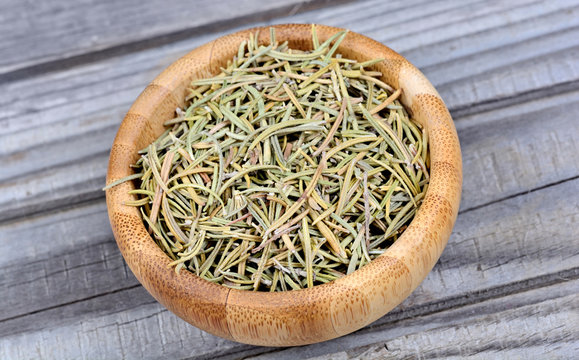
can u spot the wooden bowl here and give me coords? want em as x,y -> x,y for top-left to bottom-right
105,24 -> 462,346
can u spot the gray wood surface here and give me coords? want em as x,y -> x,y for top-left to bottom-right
1,0 -> 578,359
255,280 -> 579,360
0,0 -> 335,77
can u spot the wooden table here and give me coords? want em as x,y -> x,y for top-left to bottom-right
1,0 -> 577,358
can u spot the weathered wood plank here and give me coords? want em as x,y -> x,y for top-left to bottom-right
251,280 -> 579,360
457,89 -> 579,212
6,0 -> 485,78
0,236 -> 136,322
1,0 -> 503,136
4,0 -> 574,134
0,0 -> 339,76
0,201 -> 110,266
441,46 -> 579,117
392,0 -> 579,71
0,154 -> 108,221
0,263 -> 576,359
1,0 -> 577,222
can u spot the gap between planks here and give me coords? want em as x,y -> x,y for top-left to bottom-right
459,174 -> 579,215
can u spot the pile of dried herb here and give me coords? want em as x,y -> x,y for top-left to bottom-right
107,26 -> 429,291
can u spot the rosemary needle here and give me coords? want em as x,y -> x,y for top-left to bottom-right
106,26 -> 430,292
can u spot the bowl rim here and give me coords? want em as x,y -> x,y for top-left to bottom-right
105,23 -> 462,346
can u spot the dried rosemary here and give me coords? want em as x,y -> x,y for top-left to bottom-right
105,26 -> 430,291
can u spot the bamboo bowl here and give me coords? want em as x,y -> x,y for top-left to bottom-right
106,24 -> 462,346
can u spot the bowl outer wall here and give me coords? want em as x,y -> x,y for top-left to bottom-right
105,24 -> 462,346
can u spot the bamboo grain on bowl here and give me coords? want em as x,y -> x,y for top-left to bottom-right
105,24 -> 462,346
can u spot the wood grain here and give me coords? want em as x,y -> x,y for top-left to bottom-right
1,0 -> 578,357
0,0 -> 340,77
250,280 -> 579,360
